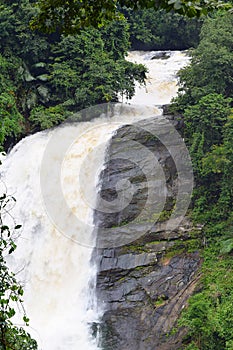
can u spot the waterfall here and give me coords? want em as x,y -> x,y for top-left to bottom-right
126,50 -> 190,106
0,51 -> 190,349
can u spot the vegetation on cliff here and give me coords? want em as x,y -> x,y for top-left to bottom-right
171,12 -> 233,349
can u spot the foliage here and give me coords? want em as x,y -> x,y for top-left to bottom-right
30,0 -> 232,34
0,55 -> 24,150
0,0 -> 48,62
100,19 -> 130,59
220,238 -> 233,254
29,105 -> 67,130
179,247 -> 233,350
173,13 -> 233,111
125,9 -> 202,50
185,108 -> 233,223
170,11 -> 233,350
0,0 -> 217,151
48,28 -> 147,109
0,93 -> 23,150
184,93 -> 231,155
0,0 -> 148,149
171,13 -> 233,222
0,191 -> 37,349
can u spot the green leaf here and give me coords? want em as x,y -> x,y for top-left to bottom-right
1,225 -> 9,233
18,287 -> 24,296
23,316 -> 30,324
220,239 -> 233,254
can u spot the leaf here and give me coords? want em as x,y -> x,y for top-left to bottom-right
220,239 -> 233,254
10,295 -> 18,302
8,241 -> 17,254
23,316 -> 30,324
18,287 -> 24,296
174,0 -> 182,10
1,225 -> 9,233
14,224 -> 22,230
7,307 -> 16,319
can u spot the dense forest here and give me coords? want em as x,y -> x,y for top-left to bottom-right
0,1 -> 233,349
125,8 -> 201,50
170,12 -> 233,350
0,0 -> 202,151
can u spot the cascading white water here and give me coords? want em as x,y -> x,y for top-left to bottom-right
0,51 -> 190,350
126,50 -> 190,106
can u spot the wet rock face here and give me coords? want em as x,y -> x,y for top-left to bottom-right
97,252 -> 200,350
151,52 -> 171,60
94,116 -> 201,350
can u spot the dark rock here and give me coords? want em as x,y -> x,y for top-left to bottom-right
151,52 -> 171,60
162,104 -> 172,115
31,62 -> 47,76
94,115 -> 201,349
103,249 -> 115,258
97,251 -> 201,350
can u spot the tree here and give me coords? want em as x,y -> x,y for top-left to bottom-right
0,1 -> 49,62
184,93 -> 231,151
0,1 -> 147,149
0,55 -> 24,150
125,8 -> 202,50
173,13 -> 233,111
170,12 -> 233,223
30,0 -> 232,34
201,112 -> 233,217
0,188 -> 38,350
179,252 -> 233,349
46,27 -> 147,111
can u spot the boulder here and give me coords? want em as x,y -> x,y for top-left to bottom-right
151,52 -> 171,60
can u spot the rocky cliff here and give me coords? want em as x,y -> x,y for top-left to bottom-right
94,114 -> 202,350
